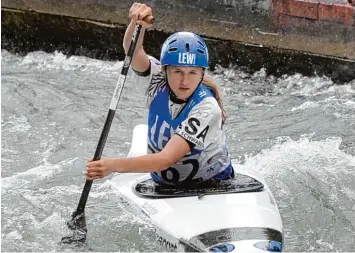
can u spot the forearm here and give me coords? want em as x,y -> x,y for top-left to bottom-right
113,153 -> 173,173
86,135 -> 191,180
123,20 -> 146,54
123,20 -> 149,72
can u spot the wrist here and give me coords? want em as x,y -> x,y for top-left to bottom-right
107,158 -> 120,173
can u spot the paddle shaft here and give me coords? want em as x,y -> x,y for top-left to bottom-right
74,24 -> 142,216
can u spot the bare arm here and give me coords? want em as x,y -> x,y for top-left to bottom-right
123,3 -> 153,72
86,135 -> 191,179
115,134 -> 190,173
123,20 -> 150,72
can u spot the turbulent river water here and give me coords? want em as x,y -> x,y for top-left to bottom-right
1,49 -> 355,252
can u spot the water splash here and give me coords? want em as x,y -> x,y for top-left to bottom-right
17,50 -> 123,73
233,135 -> 355,251
1,115 -> 31,133
1,156 -> 77,191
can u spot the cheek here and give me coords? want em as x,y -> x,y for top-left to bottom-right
191,81 -> 200,89
185,81 -> 200,92
167,76 -> 179,89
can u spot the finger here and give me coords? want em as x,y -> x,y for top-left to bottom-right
86,160 -> 102,168
130,3 -> 143,20
134,20 -> 152,29
143,15 -> 154,25
86,174 -> 102,180
86,175 -> 102,181
86,166 -> 104,174
86,171 -> 104,179
129,2 -> 140,14
130,11 -> 139,21
138,7 -> 152,21
134,4 -> 147,20
135,20 -> 146,26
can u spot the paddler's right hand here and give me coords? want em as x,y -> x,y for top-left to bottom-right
85,158 -> 116,180
129,2 -> 154,28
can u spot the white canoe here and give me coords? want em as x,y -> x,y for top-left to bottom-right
110,124 -> 284,252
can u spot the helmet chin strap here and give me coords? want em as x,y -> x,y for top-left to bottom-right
165,68 -> 205,104
169,89 -> 186,104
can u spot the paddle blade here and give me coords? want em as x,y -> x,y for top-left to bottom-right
61,211 -> 87,244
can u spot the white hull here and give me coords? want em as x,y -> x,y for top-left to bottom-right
110,124 -> 284,252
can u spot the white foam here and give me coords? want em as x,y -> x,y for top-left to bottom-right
290,101 -> 320,111
19,50 -> 123,73
276,74 -> 354,97
1,157 -> 77,191
310,83 -> 355,97
233,135 -> 355,196
1,49 -> 21,63
1,148 -> 19,155
3,211 -> 67,249
1,115 -> 31,133
232,135 -> 355,251
5,230 -> 23,240
35,211 -> 65,233
344,100 -> 355,109
316,239 -> 335,250
20,185 -> 82,206
290,96 -> 355,117
298,78 -> 333,96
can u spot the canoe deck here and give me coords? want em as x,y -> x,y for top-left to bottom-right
134,173 -> 264,199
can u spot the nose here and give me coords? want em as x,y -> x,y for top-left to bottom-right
180,73 -> 189,86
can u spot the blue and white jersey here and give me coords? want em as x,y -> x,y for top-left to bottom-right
134,56 -> 232,185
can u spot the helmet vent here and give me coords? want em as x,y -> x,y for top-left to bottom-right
197,40 -> 206,48
197,49 -> 205,54
185,43 -> 190,52
168,39 -> 177,45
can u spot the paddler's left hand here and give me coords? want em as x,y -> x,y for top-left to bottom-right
85,158 -> 117,180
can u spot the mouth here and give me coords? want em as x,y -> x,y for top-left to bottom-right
179,87 -> 189,92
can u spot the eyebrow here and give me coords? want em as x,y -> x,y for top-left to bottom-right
172,68 -> 198,72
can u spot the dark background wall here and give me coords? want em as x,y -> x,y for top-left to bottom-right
2,0 -> 354,82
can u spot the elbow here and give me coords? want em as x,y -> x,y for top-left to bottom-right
122,45 -> 142,59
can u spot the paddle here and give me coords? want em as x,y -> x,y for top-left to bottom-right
61,16 -> 154,244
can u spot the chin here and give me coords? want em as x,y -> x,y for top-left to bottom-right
177,93 -> 191,100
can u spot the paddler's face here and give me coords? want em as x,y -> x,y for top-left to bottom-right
166,66 -> 204,100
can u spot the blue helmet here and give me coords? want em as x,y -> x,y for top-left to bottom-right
160,32 -> 209,68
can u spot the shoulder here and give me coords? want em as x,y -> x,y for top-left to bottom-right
176,97 -> 222,149
148,56 -> 162,70
190,96 -> 221,121
184,97 -> 222,134
147,56 -> 166,96
133,55 -> 163,80
147,55 -> 163,77
141,56 -> 167,106
132,55 -> 165,86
